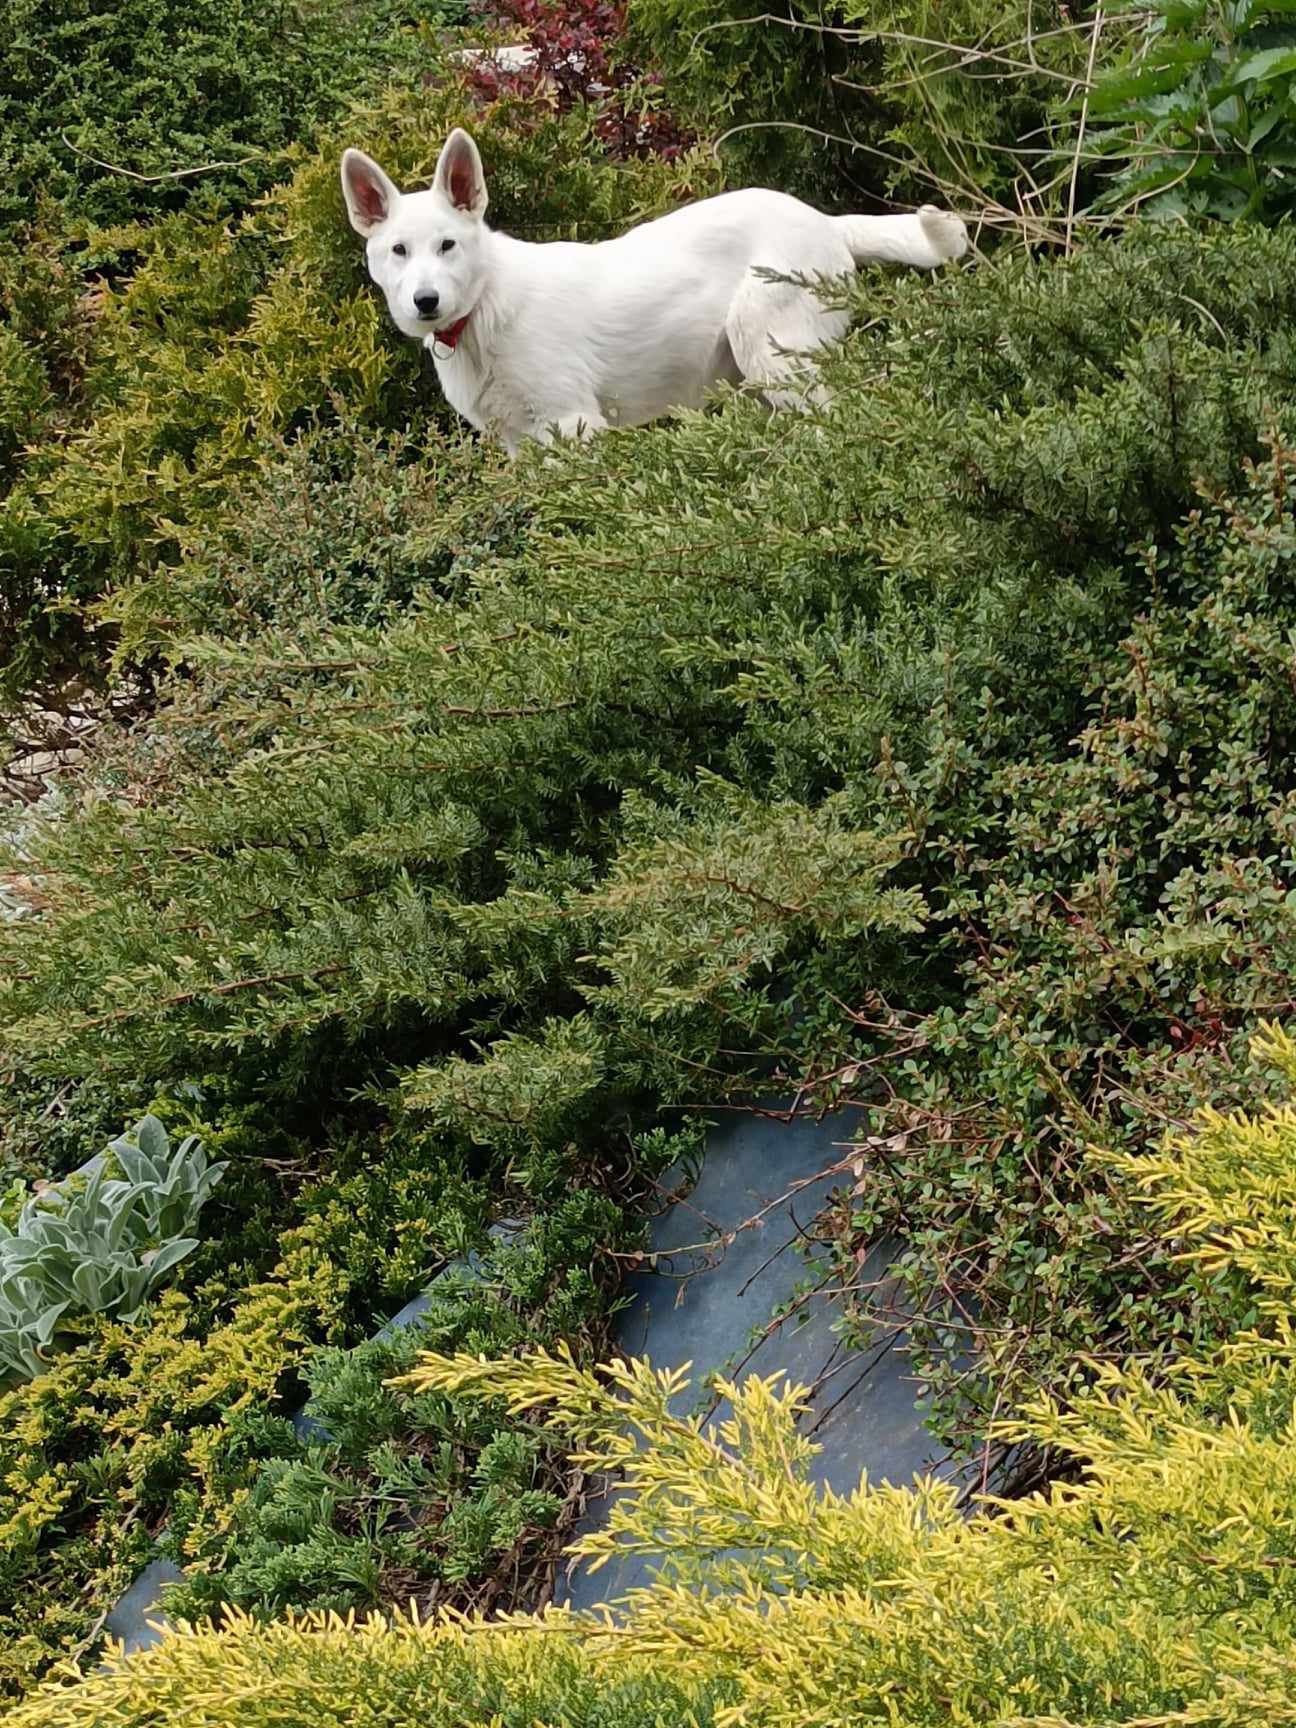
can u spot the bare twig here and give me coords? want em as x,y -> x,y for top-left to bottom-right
1065,6 -> 1106,252
60,131 -> 262,184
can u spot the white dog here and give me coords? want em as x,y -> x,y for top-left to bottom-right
342,129 -> 967,454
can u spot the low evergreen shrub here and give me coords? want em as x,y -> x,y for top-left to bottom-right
0,0 -> 469,229
164,1190 -> 632,1624
14,1025 -> 1296,1726
14,1614 -> 728,1728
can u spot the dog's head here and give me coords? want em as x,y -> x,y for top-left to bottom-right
341,129 -> 489,342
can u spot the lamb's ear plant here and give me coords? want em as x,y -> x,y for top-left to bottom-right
0,1117 -> 224,1381
101,1114 -> 226,1242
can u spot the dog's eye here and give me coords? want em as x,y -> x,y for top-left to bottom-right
439,238 -> 456,254
391,242 -> 407,258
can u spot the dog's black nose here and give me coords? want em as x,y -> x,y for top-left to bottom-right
414,291 -> 440,318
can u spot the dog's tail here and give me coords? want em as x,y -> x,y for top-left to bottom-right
836,207 -> 969,270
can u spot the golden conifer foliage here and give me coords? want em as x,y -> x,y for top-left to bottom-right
14,1029 -> 1296,1725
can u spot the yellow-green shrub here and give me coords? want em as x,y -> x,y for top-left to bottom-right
0,1264 -> 333,1697
0,1122 -> 463,1697
6,1608 -> 726,1728
16,1026 -> 1296,1726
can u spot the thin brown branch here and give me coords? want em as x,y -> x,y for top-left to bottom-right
59,130 -> 263,184
73,963 -> 349,1031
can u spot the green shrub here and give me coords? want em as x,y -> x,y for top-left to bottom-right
104,420 -> 460,662
166,1190 -> 627,1622
0,1073 -> 159,1192
0,0 -> 468,230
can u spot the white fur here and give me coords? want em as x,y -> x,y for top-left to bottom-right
342,129 -> 968,455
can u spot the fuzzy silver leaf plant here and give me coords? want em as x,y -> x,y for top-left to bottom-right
0,1115 -> 225,1381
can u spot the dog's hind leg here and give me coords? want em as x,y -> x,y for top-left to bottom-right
723,265 -> 851,411
538,409 -> 609,445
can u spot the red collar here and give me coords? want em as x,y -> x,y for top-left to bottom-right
433,314 -> 470,354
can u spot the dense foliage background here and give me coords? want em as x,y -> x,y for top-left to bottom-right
0,0 -> 471,229
5,0 -> 1296,1713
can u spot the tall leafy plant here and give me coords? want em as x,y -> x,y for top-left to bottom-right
1082,0 -> 1296,220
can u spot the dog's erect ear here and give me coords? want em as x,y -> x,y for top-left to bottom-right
341,149 -> 400,236
433,129 -> 488,219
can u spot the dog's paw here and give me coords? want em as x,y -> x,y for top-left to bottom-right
917,206 -> 970,265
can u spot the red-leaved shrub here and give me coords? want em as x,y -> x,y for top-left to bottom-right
466,0 -> 690,160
